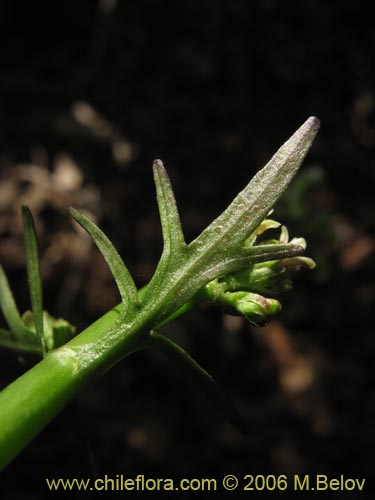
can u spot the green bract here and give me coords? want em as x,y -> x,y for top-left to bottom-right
0,117 -> 320,470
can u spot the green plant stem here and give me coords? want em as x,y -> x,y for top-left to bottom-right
0,294 -> 197,471
0,303 -> 129,470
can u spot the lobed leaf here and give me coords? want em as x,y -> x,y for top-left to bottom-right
143,118 -> 319,325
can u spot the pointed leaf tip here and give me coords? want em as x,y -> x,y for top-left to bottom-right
283,116 -> 320,159
189,116 -> 320,258
289,116 -> 320,155
307,115 -> 321,129
153,159 -> 165,172
152,159 -> 185,250
300,116 -> 320,140
154,159 -> 164,166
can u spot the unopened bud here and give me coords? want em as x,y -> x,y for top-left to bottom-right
229,291 -> 281,326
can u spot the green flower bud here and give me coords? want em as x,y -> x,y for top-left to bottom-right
228,291 -> 281,326
220,260 -> 292,296
198,216 -> 315,326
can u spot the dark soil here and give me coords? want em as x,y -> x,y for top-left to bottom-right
0,1 -> 373,498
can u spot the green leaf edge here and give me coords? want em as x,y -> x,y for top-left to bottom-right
21,206 -> 46,355
189,117 -> 320,259
70,208 -> 139,312
147,331 -> 248,434
0,265 -> 34,340
0,328 -> 42,355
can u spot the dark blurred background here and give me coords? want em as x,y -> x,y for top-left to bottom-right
0,0 -> 373,497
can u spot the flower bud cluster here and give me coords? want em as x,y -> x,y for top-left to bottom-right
200,217 -> 315,326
